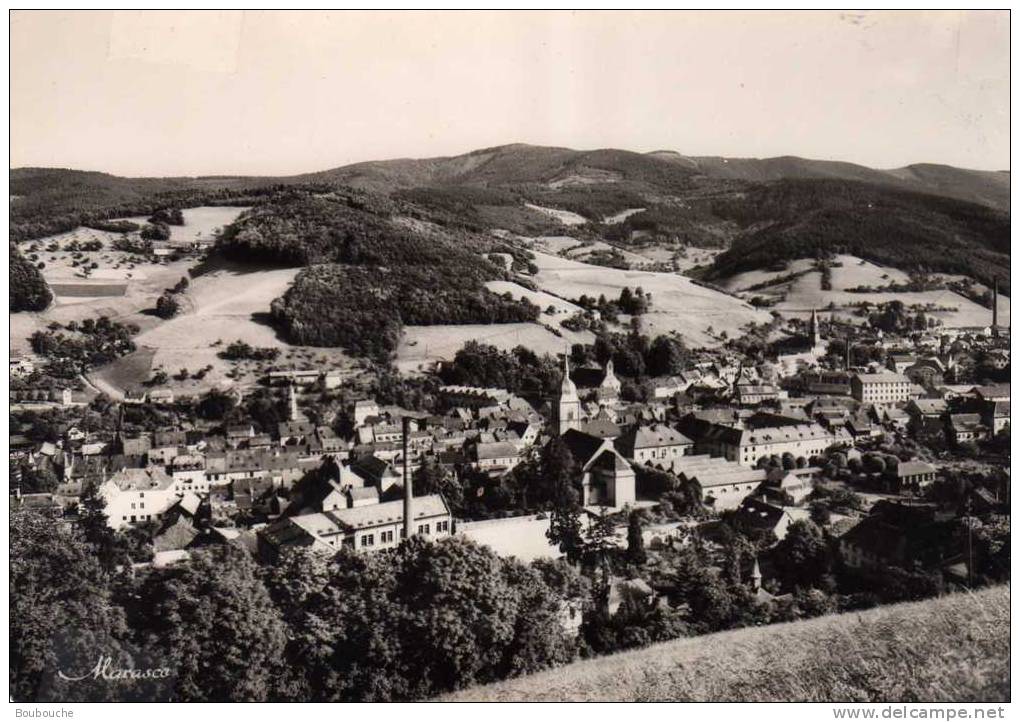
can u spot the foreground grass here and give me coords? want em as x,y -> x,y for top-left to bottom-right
446,586 -> 1010,702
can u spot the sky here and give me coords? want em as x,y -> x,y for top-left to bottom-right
9,10 -> 1011,177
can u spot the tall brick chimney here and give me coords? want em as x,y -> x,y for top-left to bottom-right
992,278 -> 999,335
402,415 -> 413,540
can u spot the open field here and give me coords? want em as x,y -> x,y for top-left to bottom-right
394,321 -> 594,374
527,251 -> 770,347
118,261 -> 356,395
485,280 -> 585,318
527,235 -> 584,255
722,255 -> 1010,329
11,207 -> 251,357
672,246 -> 723,272
524,203 -> 588,226
603,207 -> 646,224
446,585 -> 1010,702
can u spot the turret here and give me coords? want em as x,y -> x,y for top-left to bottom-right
750,557 -> 763,592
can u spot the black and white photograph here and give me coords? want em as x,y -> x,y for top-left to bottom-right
7,9 -> 1011,708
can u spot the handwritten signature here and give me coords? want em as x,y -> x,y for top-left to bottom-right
58,655 -> 173,682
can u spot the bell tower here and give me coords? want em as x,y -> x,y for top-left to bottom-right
553,354 -> 582,435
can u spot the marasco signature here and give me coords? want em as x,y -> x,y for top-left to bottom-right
57,655 -> 173,682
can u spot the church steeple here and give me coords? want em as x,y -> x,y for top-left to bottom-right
751,557 -> 763,591
553,353 -> 581,435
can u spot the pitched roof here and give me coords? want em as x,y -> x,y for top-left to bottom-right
854,372 -> 910,384
475,441 -> 520,460
733,497 -> 789,531
560,429 -> 610,466
896,460 -> 937,477
106,466 -> 174,492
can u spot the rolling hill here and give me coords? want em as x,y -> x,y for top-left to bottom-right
650,150 -> 1010,211
10,143 -> 1011,293
445,585 -> 1010,703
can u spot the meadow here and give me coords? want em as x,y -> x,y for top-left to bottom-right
446,585 -> 1010,702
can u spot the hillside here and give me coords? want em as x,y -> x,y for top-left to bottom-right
11,144 -> 1010,295
650,151 -> 1010,211
217,190 -> 540,360
709,179 -> 1011,291
446,586 -> 1010,702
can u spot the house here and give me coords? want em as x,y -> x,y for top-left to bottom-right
616,424 -> 693,467
895,460 -> 938,489
801,370 -> 851,396
761,468 -> 816,506
353,400 -> 380,427
559,429 -> 636,508
10,353 -> 35,377
972,384 -> 1010,403
278,420 -> 316,445
169,454 -> 208,494
148,388 -> 175,405
903,358 -> 945,387
982,401 -> 1010,435
731,497 -> 795,541
850,372 -> 915,405
886,354 -> 918,374
225,424 -> 256,447
472,441 -> 521,474
258,494 -> 452,560
695,422 -> 832,468
734,383 -> 780,406
669,455 -> 767,511
99,467 -> 179,529
947,413 -> 989,445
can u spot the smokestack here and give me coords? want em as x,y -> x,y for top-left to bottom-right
845,336 -> 852,371
402,416 -> 413,540
992,278 -> 999,335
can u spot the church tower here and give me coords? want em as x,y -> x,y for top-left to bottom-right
597,358 -> 622,403
553,355 -> 582,435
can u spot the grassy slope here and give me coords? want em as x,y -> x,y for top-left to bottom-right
446,586 -> 1010,703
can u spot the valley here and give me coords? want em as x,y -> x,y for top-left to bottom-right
9,142 -> 1011,400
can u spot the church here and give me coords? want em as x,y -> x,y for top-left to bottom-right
551,356 -> 623,435
550,356 -> 636,508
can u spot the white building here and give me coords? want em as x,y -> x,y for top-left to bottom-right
99,467 -> 179,529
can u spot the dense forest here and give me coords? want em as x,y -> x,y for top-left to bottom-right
709,179 -> 1011,291
215,191 -> 541,360
10,243 -> 52,312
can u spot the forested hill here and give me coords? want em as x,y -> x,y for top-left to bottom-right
11,144 -> 1010,290
648,152 -> 1010,211
708,179 -> 1010,290
216,190 -> 540,361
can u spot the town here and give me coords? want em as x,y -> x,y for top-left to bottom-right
8,8 -> 1010,706
11,296 -> 1010,634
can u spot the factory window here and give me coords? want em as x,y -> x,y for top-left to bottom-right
419,523 -> 431,535
381,530 -> 394,543
361,534 -> 375,547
